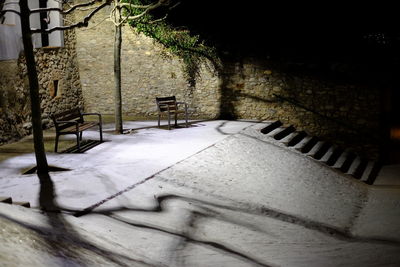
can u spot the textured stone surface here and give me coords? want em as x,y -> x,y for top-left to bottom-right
216,60 -> 381,157
0,11 -> 83,145
74,6 -> 219,119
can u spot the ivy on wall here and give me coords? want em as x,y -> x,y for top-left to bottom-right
123,0 -> 221,86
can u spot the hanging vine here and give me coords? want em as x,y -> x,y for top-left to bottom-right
123,0 -> 221,86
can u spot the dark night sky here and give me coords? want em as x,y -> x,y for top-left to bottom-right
167,1 -> 400,64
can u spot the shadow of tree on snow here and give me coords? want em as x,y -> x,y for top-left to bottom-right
75,192 -> 400,266
0,173 -> 167,266
88,194 -> 274,267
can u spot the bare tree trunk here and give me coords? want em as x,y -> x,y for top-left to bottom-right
114,3 -> 123,134
20,0 -> 49,174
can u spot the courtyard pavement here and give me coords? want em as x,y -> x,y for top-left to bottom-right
0,120 -> 400,266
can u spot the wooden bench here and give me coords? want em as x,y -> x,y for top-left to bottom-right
156,96 -> 188,130
51,108 -> 103,152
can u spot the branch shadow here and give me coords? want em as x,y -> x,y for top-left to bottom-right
85,192 -> 400,245
72,192 -> 400,266
0,172 -> 165,266
93,195 -> 273,267
108,211 -> 272,267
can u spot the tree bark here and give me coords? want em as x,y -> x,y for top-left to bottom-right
20,0 -> 49,174
114,3 -> 123,134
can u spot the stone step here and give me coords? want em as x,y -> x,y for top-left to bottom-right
294,135 -> 313,151
264,126 -> 287,137
339,152 -> 357,173
306,140 -> 326,158
257,120 -> 379,184
352,158 -> 369,179
346,156 -> 362,177
325,147 -> 344,166
361,161 -> 382,185
274,125 -> 296,140
0,197 -> 30,208
299,136 -> 319,153
260,120 -> 282,134
286,131 -> 308,147
332,150 -> 357,173
13,202 -> 30,208
280,131 -> 299,145
368,162 -> 383,185
332,149 -> 351,170
311,141 -> 332,160
360,161 -> 376,183
320,145 -> 337,163
0,197 -> 12,204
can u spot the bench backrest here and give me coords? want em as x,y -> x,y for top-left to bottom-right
156,96 -> 177,112
51,108 -> 83,130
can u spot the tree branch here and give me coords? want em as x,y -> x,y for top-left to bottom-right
30,0 -> 104,14
119,0 -> 172,8
30,0 -> 112,33
148,13 -> 167,24
124,0 -> 170,20
125,0 -> 174,20
148,2 -> 180,24
119,3 -> 154,9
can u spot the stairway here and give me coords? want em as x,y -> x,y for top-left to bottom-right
0,197 -> 30,208
259,120 -> 381,185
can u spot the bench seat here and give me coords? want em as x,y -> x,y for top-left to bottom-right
60,121 -> 100,134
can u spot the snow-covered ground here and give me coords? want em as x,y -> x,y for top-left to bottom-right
1,120 -> 399,266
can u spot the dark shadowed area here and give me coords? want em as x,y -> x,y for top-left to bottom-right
165,1 -> 400,162
167,1 -> 400,61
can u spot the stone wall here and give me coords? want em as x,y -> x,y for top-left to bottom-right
74,6 -> 382,158
217,59 -> 382,157
0,21 -> 83,144
0,60 -> 28,144
75,6 -> 220,118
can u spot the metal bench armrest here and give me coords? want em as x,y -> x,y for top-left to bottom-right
82,112 -> 102,124
176,102 -> 188,112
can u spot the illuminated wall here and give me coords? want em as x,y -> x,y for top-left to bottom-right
0,2 -> 82,144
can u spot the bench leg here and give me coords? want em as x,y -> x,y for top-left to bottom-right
185,111 -> 188,128
174,113 -> 178,127
99,124 -> 103,142
158,114 -> 161,127
76,133 -> 80,152
54,134 -> 59,152
168,113 -> 171,130
79,131 -> 83,141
